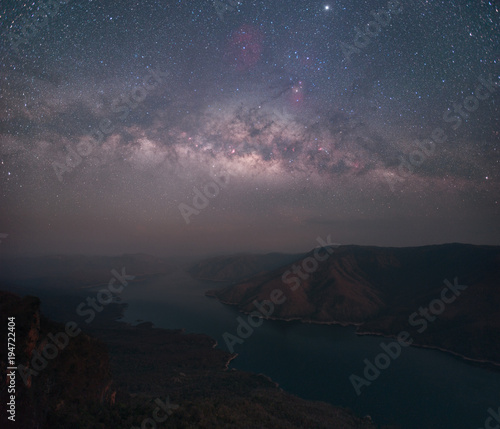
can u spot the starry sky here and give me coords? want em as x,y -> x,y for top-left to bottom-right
1,0 -> 499,257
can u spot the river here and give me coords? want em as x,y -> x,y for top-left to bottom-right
117,268 -> 500,429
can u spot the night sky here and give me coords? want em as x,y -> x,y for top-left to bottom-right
1,0 -> 499,257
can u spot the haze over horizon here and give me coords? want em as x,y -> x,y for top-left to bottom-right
1,0 -> 499,257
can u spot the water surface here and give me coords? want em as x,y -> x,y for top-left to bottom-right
118,269 -> 500,429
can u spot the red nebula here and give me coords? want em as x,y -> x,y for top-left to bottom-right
225,24 -> 264,71
287,81 -> 306,110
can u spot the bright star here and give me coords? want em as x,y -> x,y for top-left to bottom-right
324,5 -> 330,11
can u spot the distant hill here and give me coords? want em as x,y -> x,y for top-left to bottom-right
204,243 -> 500,365
189,252 -> 306,283
0,254 -> 179,289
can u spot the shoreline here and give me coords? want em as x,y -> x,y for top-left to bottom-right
112,300 -> 240,370
355,329 -> 500,369
208,292 -> 500,369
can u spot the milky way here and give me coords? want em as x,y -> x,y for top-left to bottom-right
1,0 -> 499,256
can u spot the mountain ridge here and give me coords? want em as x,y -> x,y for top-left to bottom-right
199,243 -> 500,365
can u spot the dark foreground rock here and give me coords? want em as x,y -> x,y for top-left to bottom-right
0,290 -> 384,429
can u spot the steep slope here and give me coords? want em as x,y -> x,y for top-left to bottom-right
0,291 -> 115,429
204,243 -> 500,364
207,248 -> 385,323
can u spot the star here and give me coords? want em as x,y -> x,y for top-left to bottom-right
0,0 -> 498,255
